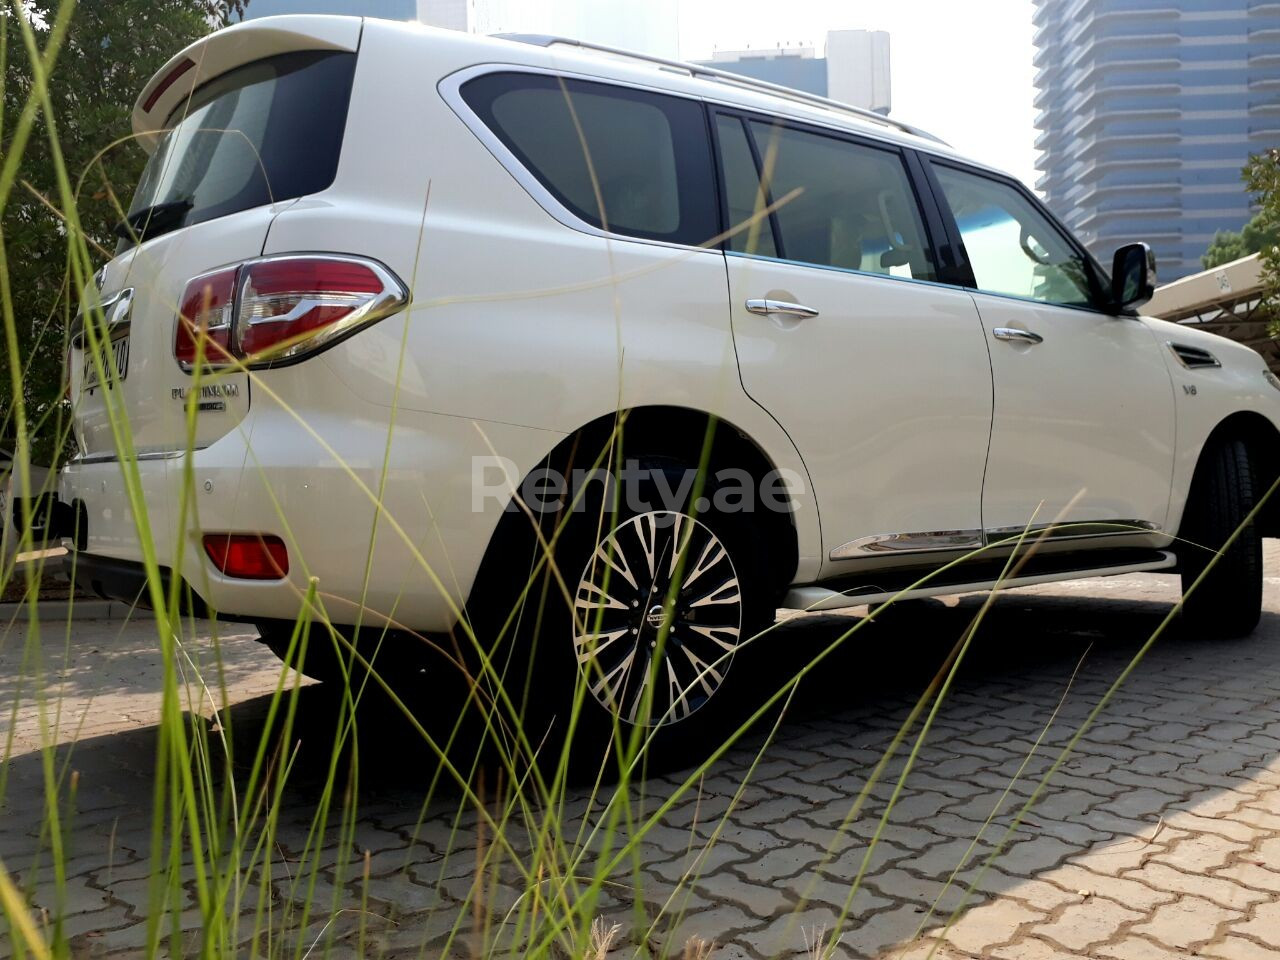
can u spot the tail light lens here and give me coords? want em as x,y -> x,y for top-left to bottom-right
176,267 -> 237,370
203,533 -> 289,580
175,255 -> 407,372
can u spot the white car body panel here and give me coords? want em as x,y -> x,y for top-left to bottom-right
972,294 -> 1177,540
58,15 -> 1280,634
722,257 -> 995,579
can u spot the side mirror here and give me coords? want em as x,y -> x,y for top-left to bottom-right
1111,242 -> 1156,313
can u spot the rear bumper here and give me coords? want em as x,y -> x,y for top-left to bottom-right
58,383 -> 561,632
61,552 -> 211,618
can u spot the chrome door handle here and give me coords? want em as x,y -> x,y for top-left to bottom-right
745,298 -> 819,319
992,327 -> 1044,345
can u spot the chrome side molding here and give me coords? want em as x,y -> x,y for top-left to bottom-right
984,519 -> 1161,543
830,529 -> 984,560
830,519 -> 1161,560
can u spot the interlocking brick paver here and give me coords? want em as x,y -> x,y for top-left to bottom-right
1096,935 -> 1212,960
1226,899 -> 1280,948
1126,862 -> 1268,911
1131,896 -> 1244,951
1035,897 -> 1144,951
1201,935 -> 1280,960
1151,832 -> 1251,873
7,548 -> 1280,958
941,898 -> 1045,954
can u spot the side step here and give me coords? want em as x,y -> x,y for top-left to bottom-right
783,548 -> 1178,613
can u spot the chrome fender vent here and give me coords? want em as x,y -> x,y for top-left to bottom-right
1168,342 -> 1221,369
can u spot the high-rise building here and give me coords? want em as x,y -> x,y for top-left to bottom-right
700,30 -> 892,115
1033,0 -> 1280,281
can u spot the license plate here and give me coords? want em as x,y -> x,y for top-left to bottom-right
83,336 -> 129,390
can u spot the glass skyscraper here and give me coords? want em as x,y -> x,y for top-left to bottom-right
1033,0 -> 1280,280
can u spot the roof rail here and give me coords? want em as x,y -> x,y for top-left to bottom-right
494,33 -> 947,146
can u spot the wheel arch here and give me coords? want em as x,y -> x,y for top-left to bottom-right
1184,411 -> 1280,539
468,405 -> 801,612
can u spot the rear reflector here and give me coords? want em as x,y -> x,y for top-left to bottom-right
174,255 -> 407,372
143,57 -> 196,113
203,534 -> 289,580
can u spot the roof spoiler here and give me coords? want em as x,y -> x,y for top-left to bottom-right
131,15 -> 362,152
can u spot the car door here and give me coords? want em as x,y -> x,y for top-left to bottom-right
714,113 -> 995,575
923,159 -> 1176,543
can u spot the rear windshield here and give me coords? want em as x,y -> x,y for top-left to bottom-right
120,50 -> 356,250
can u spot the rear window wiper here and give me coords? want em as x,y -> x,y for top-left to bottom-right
112,198 -> 193,242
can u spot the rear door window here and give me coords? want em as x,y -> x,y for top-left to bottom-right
461,72 -> 719,246
716,114 -> 777,258
122,50 -> 356,250
727,118 -> 937,282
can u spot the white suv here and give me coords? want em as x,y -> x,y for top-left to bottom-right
60,15 -> 1280,742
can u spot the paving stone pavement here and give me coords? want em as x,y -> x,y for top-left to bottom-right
4,543 -> 1280,958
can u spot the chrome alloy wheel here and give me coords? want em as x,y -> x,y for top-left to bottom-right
573,510 -> 743,726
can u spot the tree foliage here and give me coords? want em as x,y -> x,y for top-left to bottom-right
1244,149 -> 1280,321
0,1 -> 242,464
1201,210 -> 1280,270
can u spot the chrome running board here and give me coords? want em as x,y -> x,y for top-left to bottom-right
784,549 -> 1177,613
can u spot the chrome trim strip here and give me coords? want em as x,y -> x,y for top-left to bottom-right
70,287 -> 134,349
831,519 -> 1162,560
983,519 -> 1162,542
830,529 -> 984,560
68,449 -> 202,466
788,549 -> 1179,612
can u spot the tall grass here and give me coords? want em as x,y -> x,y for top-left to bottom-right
2,5 -> 1276,960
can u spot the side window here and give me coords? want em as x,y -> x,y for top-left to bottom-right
715,114 -> 777,257
747,120 -> 936,281
932,165 -> 1096,307
460,72 -> 718,245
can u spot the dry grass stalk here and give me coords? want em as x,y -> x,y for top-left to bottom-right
589,916 -> 622,959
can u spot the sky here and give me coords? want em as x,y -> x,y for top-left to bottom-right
676,0 -> 1041,189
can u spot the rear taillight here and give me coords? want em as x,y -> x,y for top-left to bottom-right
174,255 -> 407,372
175,267 -> 237,370
203,533 -> 289,580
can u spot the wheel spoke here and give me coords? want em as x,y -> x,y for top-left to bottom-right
573,627 -> 630,664
664,655 -> 692,722
575,579 -> 630,611
687,575 -> 741,609
679,643 -> 724,699
594,533 -> 639,591
682,537 -> 727,590
591,647 -> 636,706
686,623 -> 741,652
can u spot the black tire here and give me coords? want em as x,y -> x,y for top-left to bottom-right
1179,436 -> 1262,639
467,453 -> 775,771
